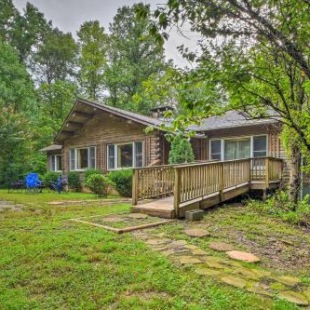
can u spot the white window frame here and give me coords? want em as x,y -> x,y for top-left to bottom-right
107,141 -> 144,170
69,146 -> 96,171
51,154 -> 62,172
209,134 -> 268,161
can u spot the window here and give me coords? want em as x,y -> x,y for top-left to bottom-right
210,140 -> 222,160
70,146 -> 96,170
253,135 -> 267,157
210,135 -> 267,161
51,155 -> 62,171
107,142 -> 143,170
224,138 -> 251,160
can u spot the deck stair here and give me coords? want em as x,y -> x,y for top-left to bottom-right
131,157 -> 283,219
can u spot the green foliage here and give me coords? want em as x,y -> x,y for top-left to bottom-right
84,168 -> 103,180
108,169 -> 132,197
248,191 -> 310,227
68,172 -> 82,192
85,173 -> 112,197
77,20 -> 108,100
168,135 -> 195,164
105,3 -> 168,109
0,40 -> 36,113
34,28 -> 78,84
42,171 -> 61,186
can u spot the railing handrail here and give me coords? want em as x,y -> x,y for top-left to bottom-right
132,156 -> 283,207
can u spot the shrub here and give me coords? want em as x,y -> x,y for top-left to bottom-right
84,168 -> 103,180
168,135 -> 195,164
108,169 -> 132,197
68,171 -> 82,192
43,172 -> 61,186
248,191 -> 310,227
85,173 -> 112,197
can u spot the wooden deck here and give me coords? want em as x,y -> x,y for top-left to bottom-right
131,157 -> 283,219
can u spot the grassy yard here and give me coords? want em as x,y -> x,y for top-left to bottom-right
0,190 -> 306,309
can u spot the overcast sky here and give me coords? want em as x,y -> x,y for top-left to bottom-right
12,0 -> 200,67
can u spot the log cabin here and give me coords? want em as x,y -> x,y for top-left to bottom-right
42,97 -> 285,175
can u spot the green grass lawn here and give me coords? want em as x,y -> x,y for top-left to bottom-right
0,190 -> 301,309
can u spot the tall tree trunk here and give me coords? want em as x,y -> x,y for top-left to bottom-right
289,142 -> 302,206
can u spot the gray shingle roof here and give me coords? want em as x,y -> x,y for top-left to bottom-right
40,144 -> 62,152
189,111 -> 278,132
79,98 -> 170,128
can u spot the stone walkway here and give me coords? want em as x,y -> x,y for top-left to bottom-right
0,200 -> 23,212
134,228 -> 310,307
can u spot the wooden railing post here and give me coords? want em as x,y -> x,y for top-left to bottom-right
265,158 -> 270,189
219,162 -> 224,202
132,169 -> 139,205
174,168 -> 181,218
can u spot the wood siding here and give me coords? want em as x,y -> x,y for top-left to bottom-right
61,111 -> 160,174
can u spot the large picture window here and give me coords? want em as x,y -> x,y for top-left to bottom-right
51,155 -> 62,171
70,146 -> 96,170
107,142 -> 143,170
210,135 -> 267,161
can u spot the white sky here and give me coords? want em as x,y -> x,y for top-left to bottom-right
12,0 -> 200,68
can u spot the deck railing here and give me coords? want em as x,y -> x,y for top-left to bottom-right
132,157 -> 283,215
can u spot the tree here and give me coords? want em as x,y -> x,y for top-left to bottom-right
0,39 -> 36,113
34,27 -> 78,84
77,21 -> 108,100
37,80 -> 77,146
10,2 -> 51,63
0,0 -> 18,42
153,0 -> 310,202
168,135 -> 194,164
105,3 -> 168,109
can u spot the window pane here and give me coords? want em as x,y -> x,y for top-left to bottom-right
253,136 -> 267,155
70,149 -> 75,170
211,140 -> 221,160
224,141 -> 238,160
239,139 -> 251,158
224,139 -> 250,160
135,142 -> 143,167
52,155 -> 56,171
117,144 -> 133,168
56,155 -> 62,171
108,145 -> 115,170
89,147 -> 96,168
77,148 -> 88,169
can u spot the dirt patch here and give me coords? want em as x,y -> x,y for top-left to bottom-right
201,204 -> 310,272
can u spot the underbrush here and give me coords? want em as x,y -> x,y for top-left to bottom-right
248,191 -> 310,227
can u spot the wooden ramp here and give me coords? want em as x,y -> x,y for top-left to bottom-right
132,157 -> 283,219
131,197 -> 174,219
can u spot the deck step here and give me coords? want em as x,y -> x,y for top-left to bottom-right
131,206 -> 175,219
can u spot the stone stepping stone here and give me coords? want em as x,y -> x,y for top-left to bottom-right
204,260 -> 227,269
127,213 -> 149,219
220,275 -> 247,289
246,283 -> 274,297
184,244 -> 200,250
161,250 -> 175,257
172,240 -> 188,247
146,239 -> 171,246
191,248 -> 208,256
195,268 -> 221,277
178,256 -> 202,265
271,275 -> 301,287
251,269 -> 271,278
226,251 -> 260,263
232,268 -> 261,280
184,229 -> 210,238
209,242 -> 234,252
278,291 -> 309,306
